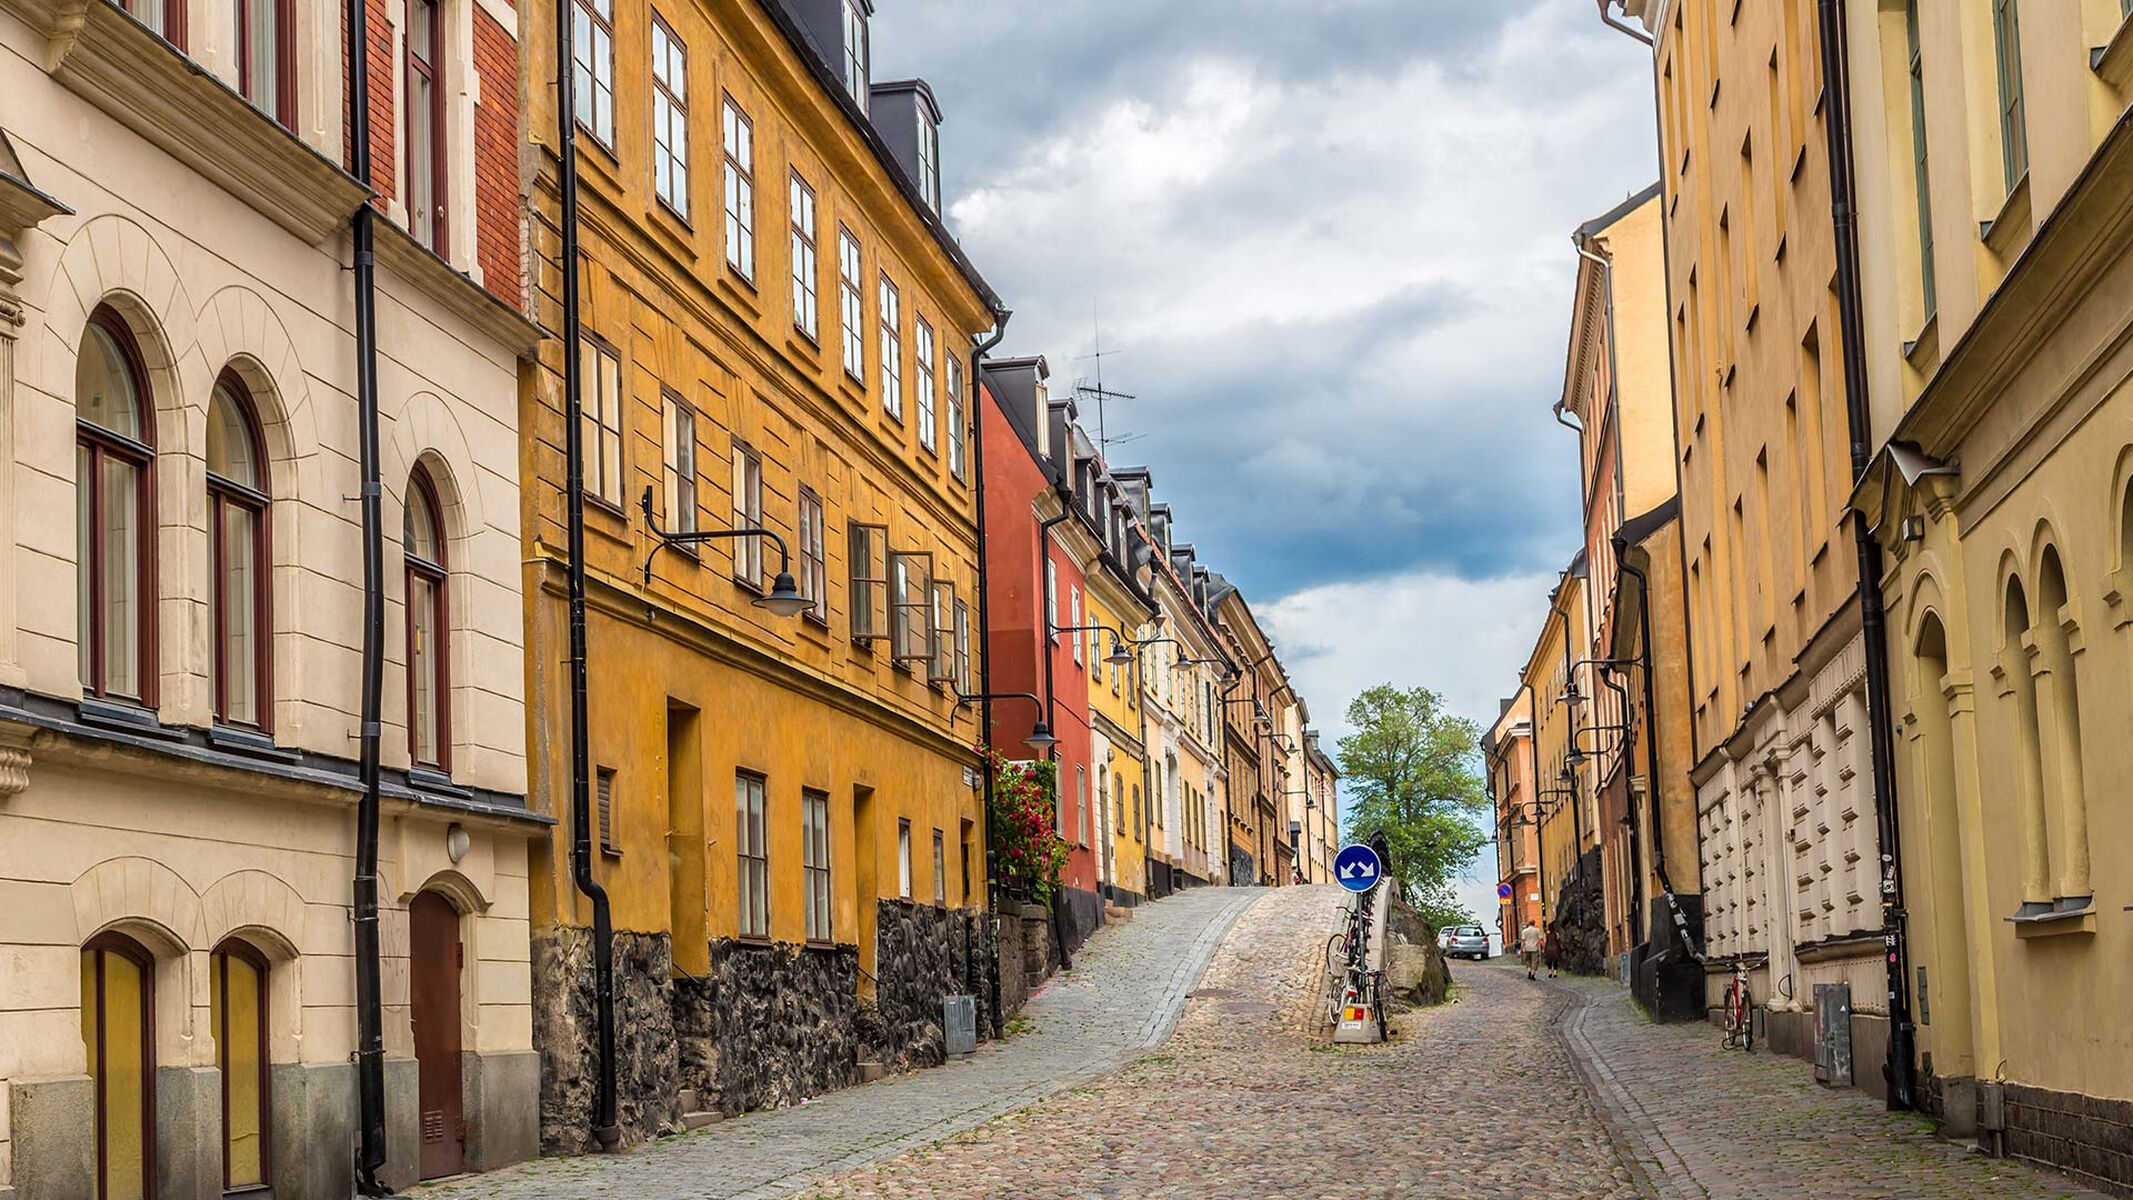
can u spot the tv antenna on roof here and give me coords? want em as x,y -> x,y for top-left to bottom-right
1072,302 -> 1141,451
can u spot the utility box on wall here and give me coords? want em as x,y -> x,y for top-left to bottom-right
1814,983 -> 1853,1086
944,995 -> 978,1058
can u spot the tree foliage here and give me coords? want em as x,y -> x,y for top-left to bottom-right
1335,684 -> 1488,922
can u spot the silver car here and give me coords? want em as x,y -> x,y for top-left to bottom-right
1442,924 -> 1491,960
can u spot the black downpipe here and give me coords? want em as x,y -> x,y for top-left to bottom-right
346,1 -> 389,1187
1818,0 -> 1915,1112
1517,680 -> 1547,927
556,0 -> 621,1147
969,311 -> 1011,1037
1035,508 -> 1072,970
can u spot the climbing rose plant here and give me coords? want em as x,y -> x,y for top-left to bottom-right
978,746 -> 1069,906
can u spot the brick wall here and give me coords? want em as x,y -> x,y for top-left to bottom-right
340,0 -> 398,201
473,6 -> 522,309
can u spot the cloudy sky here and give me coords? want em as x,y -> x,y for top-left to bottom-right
877,0 -> 1658,920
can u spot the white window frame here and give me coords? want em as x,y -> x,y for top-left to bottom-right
946,355 -> 967,479
916,109 -> 940,211
841,0 -> 869,112
915,317 -> 937,452
581,336 -> 624,506
736,772 -> 768,938
650,14 -> 688,218
721,98 -> 755,279
802,788 -> 831,942
839,228 -> 865,381
730,440 -> 763,588
897,817 -> 912,899
878,274 -> 902,420
790,172 -> 819,339
572,0 -> 615,147
931,828 -> 946,906
661,390 -> 696,534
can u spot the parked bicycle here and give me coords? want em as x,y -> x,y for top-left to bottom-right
1721,958 -> 1755,1051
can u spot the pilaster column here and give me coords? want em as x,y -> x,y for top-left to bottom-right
0,231 -> 25,689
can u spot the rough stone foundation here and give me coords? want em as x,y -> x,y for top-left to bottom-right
869,900 -> 995,1068
532,928 -> 681,1153
688,940 -> 861,1116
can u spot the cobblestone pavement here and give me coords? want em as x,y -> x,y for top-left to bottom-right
413,885 -> 1260,1200
1554,969 -> 2109,1200
797,884 -> 1635,1200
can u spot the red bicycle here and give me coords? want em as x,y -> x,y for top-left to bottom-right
1721,960 -> 1754,1051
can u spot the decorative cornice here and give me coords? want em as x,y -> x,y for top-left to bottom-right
374,220 -> 542,358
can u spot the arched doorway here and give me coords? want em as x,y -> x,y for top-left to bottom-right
210,939 -> 272,1190
82,931 -> 156,1200
410,891 -> 465,1179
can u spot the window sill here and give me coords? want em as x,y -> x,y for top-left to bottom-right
79,696 -> 180,740
1903,315 -> 1940,373
643,199 -> 698,265
408,767 -> 471,800
600,846 -> 623,860
716,270 -> 760,317
802,939 -> 841,953
734,934 -> 773,948
2008,901 -> 2096,940
1980,173 -> 2031,258
2094,16 -> 2133,88
802,608 -> 832,632
208,723 -> 298,762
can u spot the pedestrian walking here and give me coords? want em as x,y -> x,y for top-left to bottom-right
1519,919 -> 1542,979
1544,927 -> 1562,978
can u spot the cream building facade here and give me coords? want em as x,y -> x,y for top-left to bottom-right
1844,0 -> 2133,1185
0,0 -> 541,1190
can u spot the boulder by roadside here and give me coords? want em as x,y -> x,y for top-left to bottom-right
1381,886 -> 1450,1009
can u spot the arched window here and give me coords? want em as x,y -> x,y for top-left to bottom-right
2002,575 -> 2051,911
76,307 -> 156,705
81,931 -> 156,1200
208,376 -> 270,729
405,467 -> 450,771
210,940 -> 271,1190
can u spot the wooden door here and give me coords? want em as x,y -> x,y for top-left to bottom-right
410,892 -> 464,1179
83,933 -> 156,1200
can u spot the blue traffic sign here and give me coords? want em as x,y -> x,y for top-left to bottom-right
1497,881 -> 1514,901
1334,843 -> 1382,893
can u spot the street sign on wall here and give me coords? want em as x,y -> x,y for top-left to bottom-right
1497,881 -> 1513,903
1333,843 -> 1382,893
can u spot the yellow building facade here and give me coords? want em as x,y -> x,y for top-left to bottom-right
1081,528 -> 1150,905
1843,0 -> 2133,1179
521,0 -> 1000,1148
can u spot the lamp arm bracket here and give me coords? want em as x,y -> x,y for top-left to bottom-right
639,486 -> 793,585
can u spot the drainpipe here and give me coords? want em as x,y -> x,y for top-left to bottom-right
1615,542 -> 1701,962
556,0 -> 620,1149
1035,506 -> 1072,969
969,310 -> 1011,1037
1516,680 -> 1548,928
345,1 -> 389,1187
1818,0 -> 1915,1111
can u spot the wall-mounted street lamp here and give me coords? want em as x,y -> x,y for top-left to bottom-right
952,689 -> 1059,754
638,488 -> 809,616
1053,622 -> 1135,668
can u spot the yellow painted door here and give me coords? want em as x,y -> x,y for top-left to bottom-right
212,943 -> 270,1189
83,935 -> 155,1200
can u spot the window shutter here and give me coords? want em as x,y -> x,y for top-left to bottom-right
597,767 -> 617,854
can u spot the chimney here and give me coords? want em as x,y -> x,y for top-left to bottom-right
869,80 -> 943,213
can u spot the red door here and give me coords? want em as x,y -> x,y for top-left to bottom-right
410,892 -> 465,1179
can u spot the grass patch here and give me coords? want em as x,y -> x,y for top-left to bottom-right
1001,1013 -> 1035,1039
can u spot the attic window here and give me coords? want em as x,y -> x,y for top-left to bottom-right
916,109 -> 941,211
842,0 -> 870,113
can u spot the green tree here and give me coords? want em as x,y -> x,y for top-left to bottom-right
1336,684 -> 1488,930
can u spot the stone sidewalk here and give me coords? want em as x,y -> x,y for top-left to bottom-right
1550,967 -> 2110,1200
411,885 -> 1261,1200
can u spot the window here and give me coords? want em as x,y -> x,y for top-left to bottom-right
572,0 -> 615,147
651,14 -> 689,217
915,318 -> 937,452
798,488 -> 827,622
928,579 -> 956,683
580,336 -> 624,505
1069,585 -> 1082,664
803,789 -> 832,941
889,549 -> 933,664
596,766 -> 619,854
406,0 -> 446,253
82,932 -> 155,1200
932,828 -> 946,905
76,309 -> 154,705
790,173 -> 819,339
208,376 -> 269,729
878,275 -> 902,420
897,818 -> 912,899
730,440 -> 763,588
916,110 -> 940,211
841,0 -> 869,110
210,941 -> 270,1191
1992,0 -> 2026,193
120,0 -> 183,44
661,392 -> 697,534
1905,1 -> 1936,319
1044,557 -> 1058,637
952,598 -> 970,693
946,355 -> 967,479
839,229 -> 865,380
1114,771 -> 1125,826
722,99 -> 755,278
1076,765 -> 1088,846
1133,784 -> 1142,841
736,773 -> 768,937
848,521 -> 888,642
236,0 -> 292,126
404,466 -> 450,771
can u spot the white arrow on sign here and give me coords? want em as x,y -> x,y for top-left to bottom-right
1341,861 -> 1376,880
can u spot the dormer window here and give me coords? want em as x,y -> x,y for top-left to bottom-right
916,110 -> 940,211
842,0 -> 869,113
1034,381 -> 1051,457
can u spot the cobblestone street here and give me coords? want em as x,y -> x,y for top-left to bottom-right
419,886 -> 2111,1200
